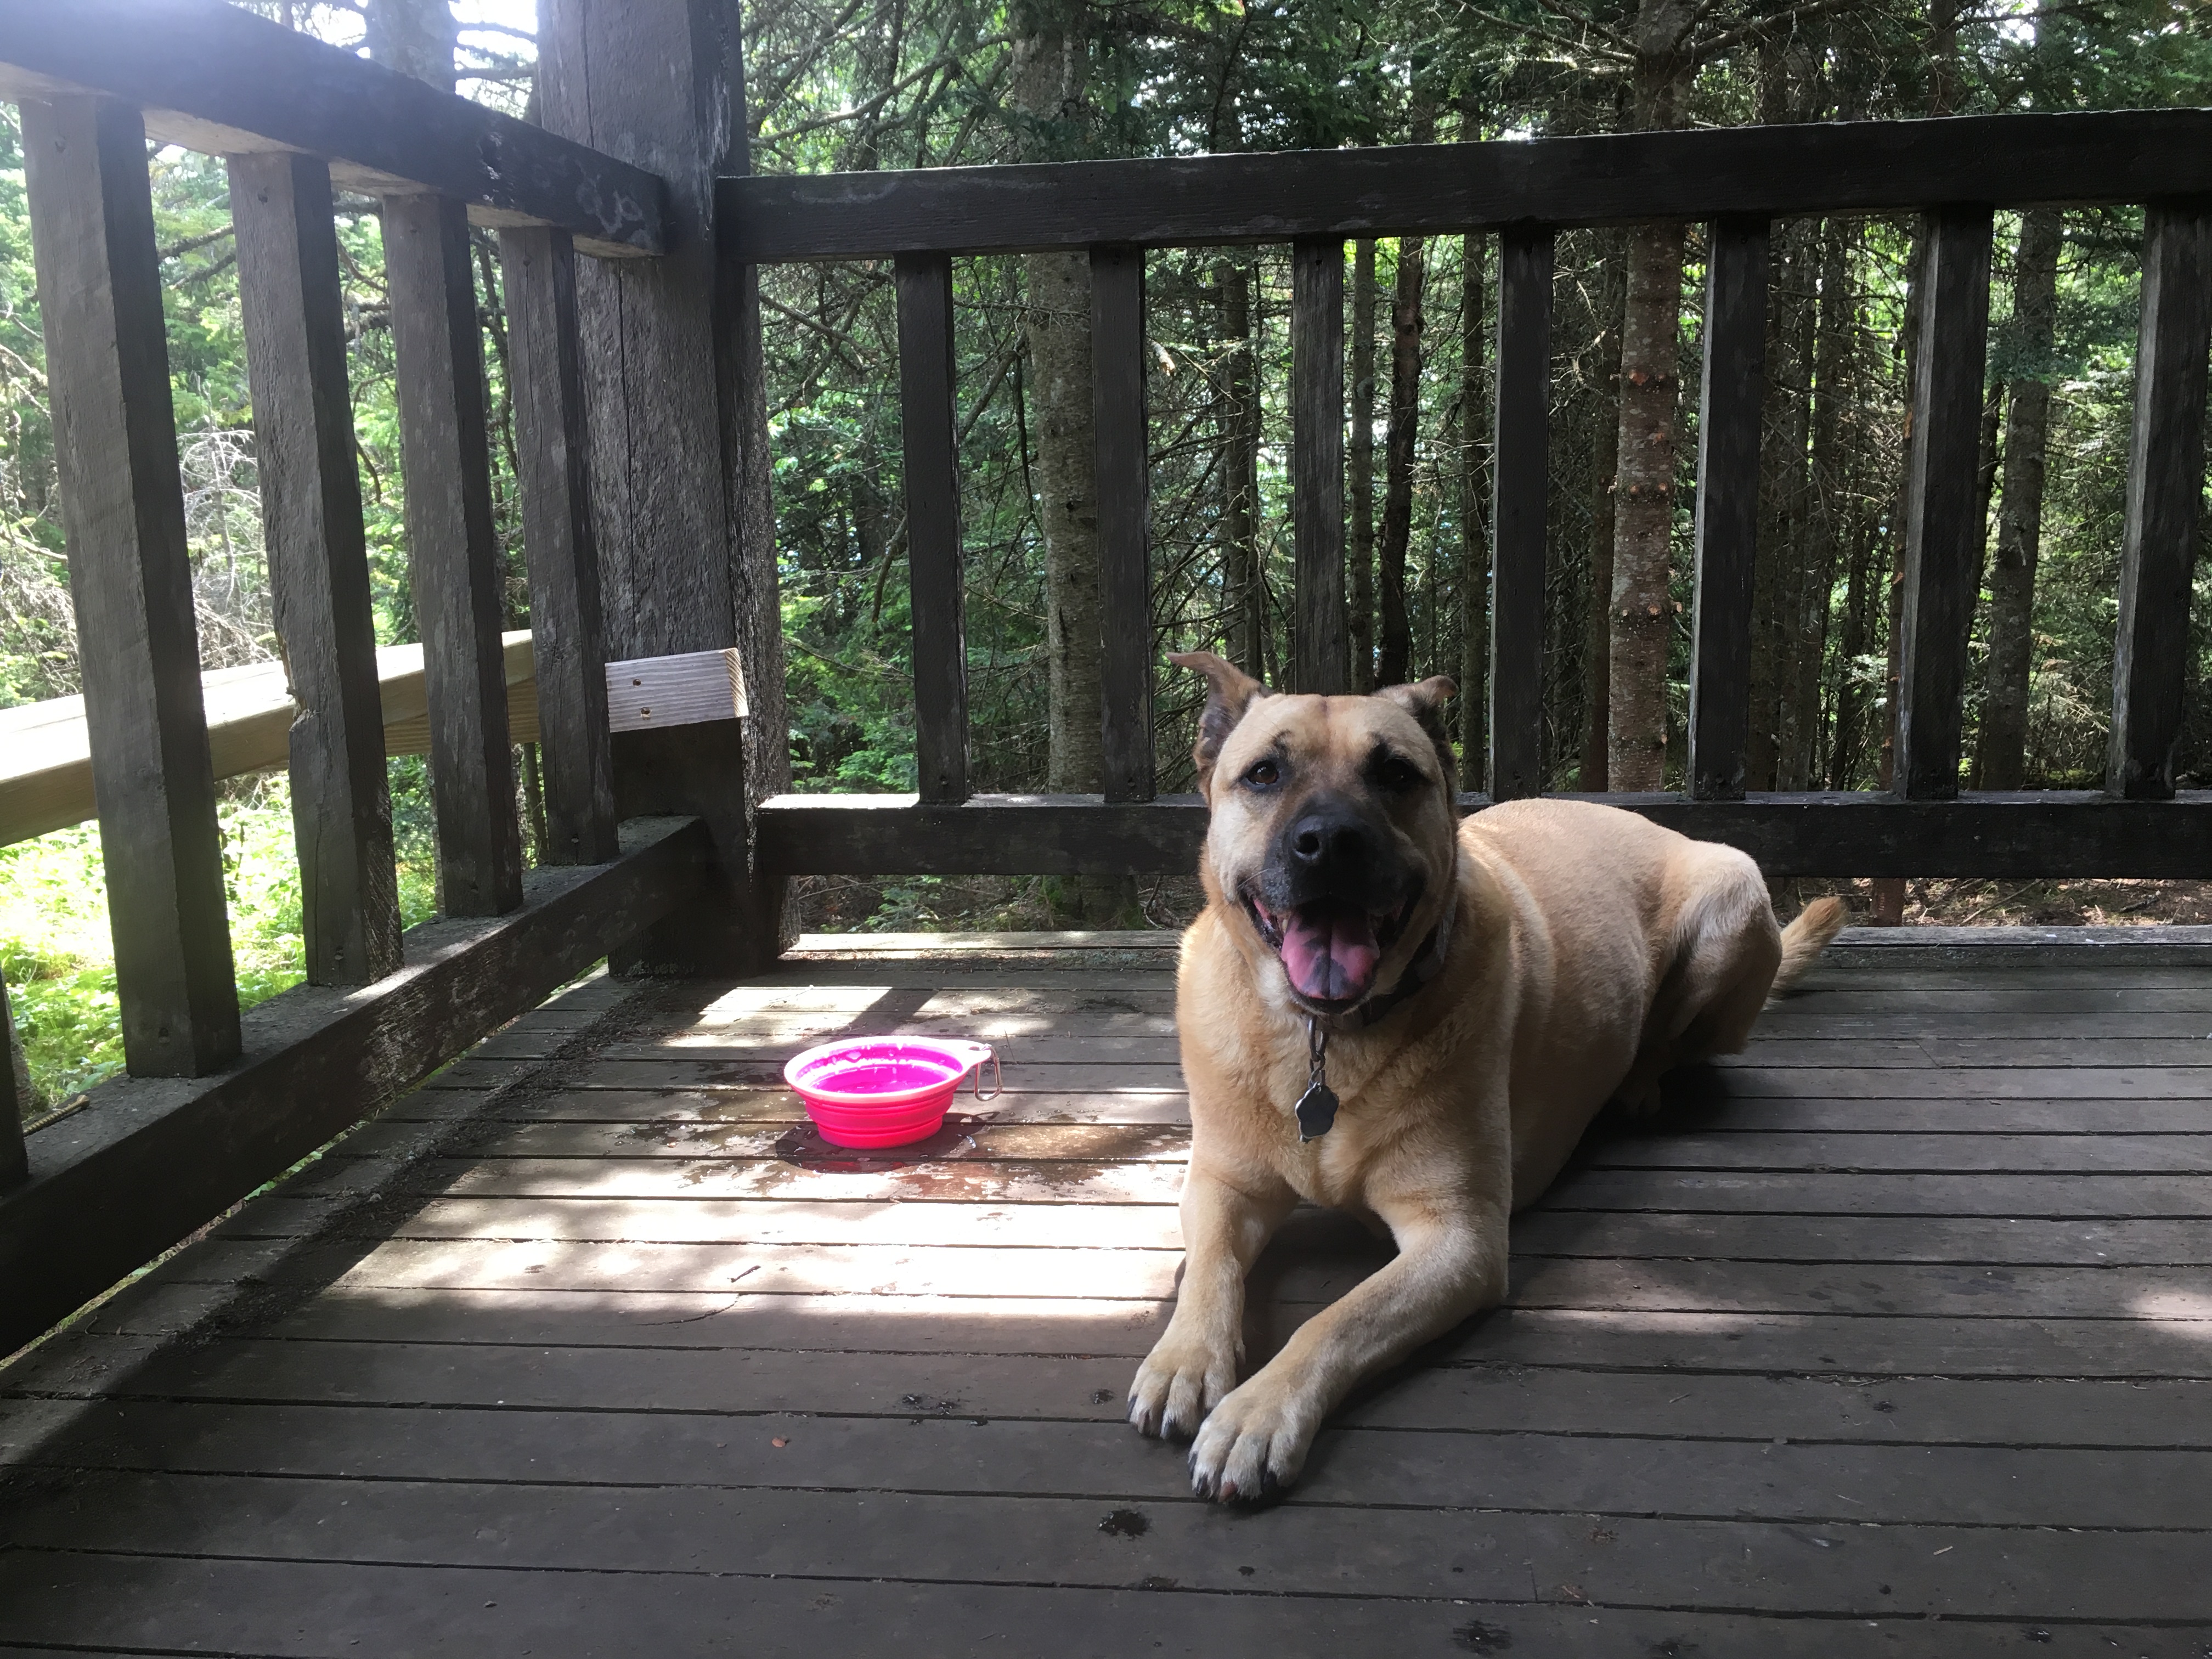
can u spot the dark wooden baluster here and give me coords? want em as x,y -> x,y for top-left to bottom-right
230,152 -> 403,980
1291,235 -> 1348,695
1687,216 -> 1771,802
1489,223 -> 1553,802
382,192 -> 524,914
0,978 -> 25,1187
2110,202 -> 2212,800
21,97 -> 239,1076
894,251 -> 969,805
1091,244 -> 1154,802
502,225 -> 619,860
1894,204 -> 1994,801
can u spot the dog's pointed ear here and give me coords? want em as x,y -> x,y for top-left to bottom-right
1169,651 -> 1267,788
1376,676 -> 1459,791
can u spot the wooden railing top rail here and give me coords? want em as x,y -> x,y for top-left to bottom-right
0,0 -> 665,257
0,633 -> 542,848
725,108 -> 2212,263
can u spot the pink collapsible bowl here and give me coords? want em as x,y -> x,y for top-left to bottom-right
783,1037 -> 1002,1148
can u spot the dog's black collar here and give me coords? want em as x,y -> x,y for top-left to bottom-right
1342,919 -> 1448,1030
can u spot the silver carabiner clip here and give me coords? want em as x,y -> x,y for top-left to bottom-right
966,1044 -> 1003,1102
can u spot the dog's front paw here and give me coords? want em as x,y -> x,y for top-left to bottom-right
1127,1333 -> 1237,1441
1186,1374 -> 1316,1503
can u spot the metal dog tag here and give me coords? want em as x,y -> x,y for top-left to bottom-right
1295,1080 -> 1339,1142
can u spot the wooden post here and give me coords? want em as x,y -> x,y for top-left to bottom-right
230,151 -> 403,981
21,96 -> 240,1076
1291,236 -> 1348,695
1894,204 -> 1994,802
895,251 -> 969,805
382,191 -> 524,916
1090,244 -> 1154,802
503,225 -> 620,862
540,0 -> 782,970
1489,223 -> 1553,802
0,978 -> 25,1188
1687,216 -> 1771,803
2109,203 -> 2212,800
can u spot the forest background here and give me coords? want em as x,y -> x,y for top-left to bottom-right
3,0 -> 2211,1115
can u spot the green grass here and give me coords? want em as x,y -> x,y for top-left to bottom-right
3,768 -> 441,1119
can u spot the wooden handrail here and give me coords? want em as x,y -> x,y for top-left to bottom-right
724,109 -> 2212,263
0,633 -> 539,848
755,791 -> 2212,880
0,0 -> 665,257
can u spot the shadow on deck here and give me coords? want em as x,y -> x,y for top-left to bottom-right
0,929 -> 2207,1655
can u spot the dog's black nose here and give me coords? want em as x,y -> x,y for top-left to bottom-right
1289,811 -> 1374,870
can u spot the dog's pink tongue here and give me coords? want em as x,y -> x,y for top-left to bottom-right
1280,901 -> 1381,1003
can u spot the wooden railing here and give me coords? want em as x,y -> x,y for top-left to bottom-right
736,112 -> 2212,884
0,0 -> 717,1352
0,0 -> 2205,1356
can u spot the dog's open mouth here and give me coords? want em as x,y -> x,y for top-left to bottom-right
1244,889 -> 1418,1007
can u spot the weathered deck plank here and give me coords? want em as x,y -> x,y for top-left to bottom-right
0,931 -> 2207,1655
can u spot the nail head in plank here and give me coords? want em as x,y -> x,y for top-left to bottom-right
1290,235 -> 1347,695
0,0 -> 665,255
503,225 -> 619,865
1894,204 -> 1994,801
230,151 -> 402,983
1488,223 -> 1552,801
21,94 -> 240,1076
2108,200 -> 2212,801
894,252 -> 969,804
1687,216 -> 1770,802
382,191 -> 523,917
602,649 -> 748,735
1090,244 -> 1154,802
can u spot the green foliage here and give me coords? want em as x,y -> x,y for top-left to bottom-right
2,769 -> 444,1116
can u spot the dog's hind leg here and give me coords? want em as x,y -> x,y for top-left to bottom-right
1612,854 -> 1782,1114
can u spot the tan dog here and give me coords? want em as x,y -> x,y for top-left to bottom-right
1131,653 -> 1847,1502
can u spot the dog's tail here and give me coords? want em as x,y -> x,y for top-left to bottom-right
1771,895 -> 1849,996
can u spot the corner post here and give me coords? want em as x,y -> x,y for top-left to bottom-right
540,0 -> 785,969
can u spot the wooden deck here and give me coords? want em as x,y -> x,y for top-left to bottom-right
0,928 -> 2206,1655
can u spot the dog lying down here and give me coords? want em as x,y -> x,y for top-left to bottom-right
1130,652 -> 1848,1503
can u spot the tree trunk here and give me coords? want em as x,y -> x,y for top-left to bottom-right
1026,251 -> 1102,798
1974,207 -> 2061,788
1013,2 -> 1130,921
1350,239 -> 1378,691
1770,224 -> 1819,788
1377,234 -> 1425,686
1747,221 -> 1799,789
1607,0 -> 1694,789
1218,256 -> 1264,679
1607,218 -> 1685,788
363,0 -> 458,89
1582,239 -> 1623,789
1791,218 -> 1852,788
1013,2 -> 1098,798
1459,225 -> 1489,766
1877,221 -> 1928,793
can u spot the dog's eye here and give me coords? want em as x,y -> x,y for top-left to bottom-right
1377,756 -> 1424,792
1241,758 -> 1280,789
